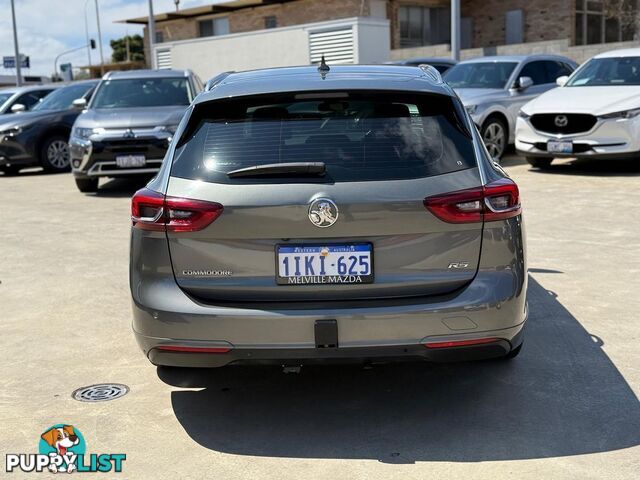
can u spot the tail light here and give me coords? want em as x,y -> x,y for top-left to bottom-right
131,188 -> 223,232
424,178 -> 521,223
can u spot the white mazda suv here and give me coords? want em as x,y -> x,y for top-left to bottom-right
516,48 -> 640,168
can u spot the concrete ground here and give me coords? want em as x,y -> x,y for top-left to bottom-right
1,156 -> 639,479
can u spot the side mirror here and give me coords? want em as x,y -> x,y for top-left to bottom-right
556,75 -> 569,87
72,98 -> 87,110
10,103 -> 26,113
517,76 -> 534,90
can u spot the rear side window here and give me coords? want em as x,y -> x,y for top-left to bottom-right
171,92 -> 476,183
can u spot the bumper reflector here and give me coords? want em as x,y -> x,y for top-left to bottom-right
157,345 -> 232,353
424,337 -> 499,349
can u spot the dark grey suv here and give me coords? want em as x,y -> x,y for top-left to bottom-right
130,65 -> 527,368
69,69 -> 202,192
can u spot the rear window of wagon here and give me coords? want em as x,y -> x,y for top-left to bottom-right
171,91 -> 476,183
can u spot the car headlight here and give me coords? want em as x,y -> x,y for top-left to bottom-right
72,127 -> 95,140
0,125 -> 27,141
599,108 -> 640,119
158,125 -> 179,134
518,110 -> 531,119
465,105 -> 478,115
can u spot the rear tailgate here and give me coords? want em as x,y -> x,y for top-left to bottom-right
164,90 -> 482,302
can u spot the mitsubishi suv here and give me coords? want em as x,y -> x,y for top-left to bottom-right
130,65 -> 527,368
69,69 -> 202,192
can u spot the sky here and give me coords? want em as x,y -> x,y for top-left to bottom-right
0,0 -> 221,77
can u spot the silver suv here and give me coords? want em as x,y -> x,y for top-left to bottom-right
69,69 -> 202,193
130,65 -> 527,368
444,55 -> 577,160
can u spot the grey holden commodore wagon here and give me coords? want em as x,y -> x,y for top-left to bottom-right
130,64 -> 527,368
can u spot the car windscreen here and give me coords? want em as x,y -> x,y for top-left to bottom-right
171,91 -> 476,184
444,62 -> 517,89
32,84 -> 92,111
0,92 -> 14,108
566,57 -> 640,86
91,78 -> 190,108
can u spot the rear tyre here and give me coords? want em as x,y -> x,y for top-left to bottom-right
0,165 -> 21,176
40,135 -> 71,173
75,177 -> 99,193
500,343 -> 522,360
526,157 -> 553,169
481,117 -> 508,161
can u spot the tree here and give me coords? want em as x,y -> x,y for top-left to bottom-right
110,35 -> 145,63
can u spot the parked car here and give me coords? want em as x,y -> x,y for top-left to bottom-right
130,64 -> 527,369
69,69 -> 202,193
0,80 -> 97,175
0,84 -> 58,116
386,57 -> 458,73
517,48 -> 640,168
444,54 -> 577,160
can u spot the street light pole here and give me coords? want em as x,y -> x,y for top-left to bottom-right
10,0 -> 23,86
94,0 -> 105,75
148,0 -> 157,69
84,0 -> 92,67
451,0 -> 461,61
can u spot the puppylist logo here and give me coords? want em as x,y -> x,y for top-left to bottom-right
6,424 -> 125,474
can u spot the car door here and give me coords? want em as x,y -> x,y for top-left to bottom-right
506,60 -> 556,130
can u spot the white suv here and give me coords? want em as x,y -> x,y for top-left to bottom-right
516,48 -> 640,168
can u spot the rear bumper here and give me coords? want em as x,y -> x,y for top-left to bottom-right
131,216 -> 527,367
139,324 -> 525,367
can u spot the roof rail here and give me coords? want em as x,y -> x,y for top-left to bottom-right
205,71 -> 234,91
418,64 -> 443,84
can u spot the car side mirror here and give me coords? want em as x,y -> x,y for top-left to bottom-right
10,103 -> 26,113
72,98 -> 87,110
516,76 -> 534,90
556,75 -> 569,87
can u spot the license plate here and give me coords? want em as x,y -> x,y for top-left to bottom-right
115,154 -> 146,168
547,140 -> 573,154
276,244 -> 373,285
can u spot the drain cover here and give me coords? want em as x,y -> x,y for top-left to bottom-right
72,383 -> 129,402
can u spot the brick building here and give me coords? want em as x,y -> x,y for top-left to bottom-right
119,0 -> 639,77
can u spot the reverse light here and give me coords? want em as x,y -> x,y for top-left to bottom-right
131,188 -> 223,232
424,337 -> 499,349
424,178 -> 521,223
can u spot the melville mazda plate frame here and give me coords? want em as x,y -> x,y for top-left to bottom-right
275,243 -> 374,285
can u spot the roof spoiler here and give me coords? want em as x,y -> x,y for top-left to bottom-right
204,71 -> 234,91
418,64 -> 444,84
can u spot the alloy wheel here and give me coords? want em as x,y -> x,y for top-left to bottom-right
482,121 -> 506,160
47,140 -> 70,168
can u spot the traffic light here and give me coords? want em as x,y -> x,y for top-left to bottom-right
90,39 -> 96,49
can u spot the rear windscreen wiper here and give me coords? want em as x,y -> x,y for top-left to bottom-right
227,162 -> 326,178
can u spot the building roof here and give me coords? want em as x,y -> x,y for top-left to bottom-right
118,0 -> 297,25
196,64 -> 453,103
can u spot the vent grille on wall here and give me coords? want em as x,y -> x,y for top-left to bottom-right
156,48 -> 172,69
309,27 -> 354,64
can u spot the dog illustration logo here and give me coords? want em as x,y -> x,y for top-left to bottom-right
308,198 -> 339,228
6,423 -> 125,474
39,425 -> 83,473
